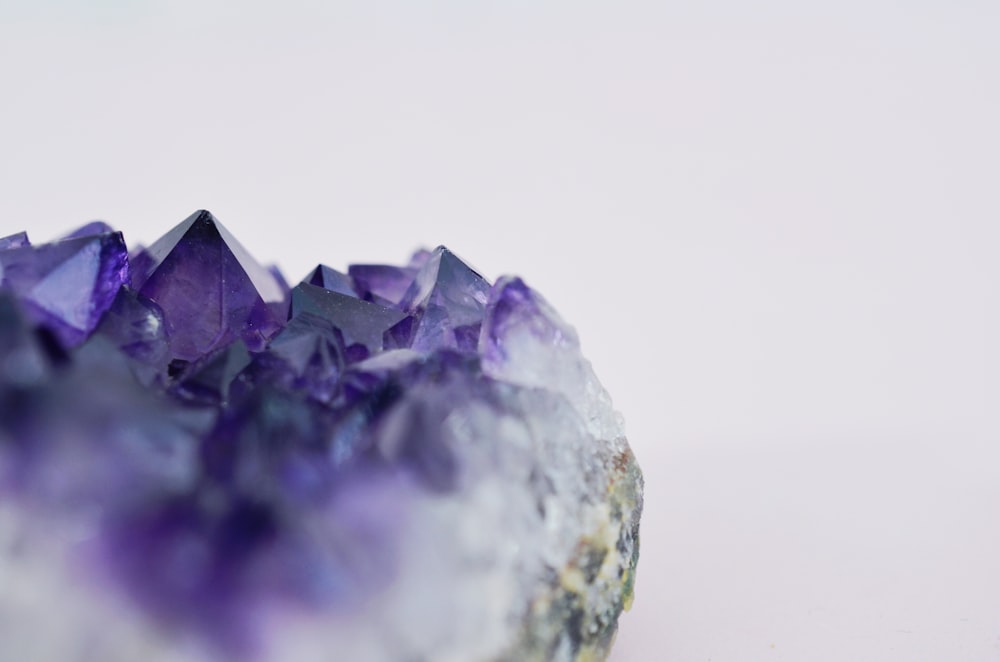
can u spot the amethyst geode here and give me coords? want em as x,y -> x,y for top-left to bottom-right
0,211 -> 642,662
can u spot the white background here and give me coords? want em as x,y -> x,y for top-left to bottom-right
2,2 -> 999,660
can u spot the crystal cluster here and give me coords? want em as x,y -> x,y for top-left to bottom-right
0,211 -> 642,662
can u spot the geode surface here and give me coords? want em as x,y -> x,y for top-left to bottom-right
0,211 -> 642,662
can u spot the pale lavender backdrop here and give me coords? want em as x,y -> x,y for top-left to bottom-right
1,2 -> 999,660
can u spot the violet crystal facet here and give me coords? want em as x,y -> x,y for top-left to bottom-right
0,211 -> 643,662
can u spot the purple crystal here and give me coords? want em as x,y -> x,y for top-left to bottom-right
133,210 -> 286,361
92,286 -> 170,384
397,246 -> 490,352
306,264 -> 357,298
0,231 -> 29,250
63,220 -> 115,239
172,340 -> 252,405
260,314 -> 347,401
0,293 -> 49,390
349,263 -> 418,305
0,211 -> 642,662
0,229 -> 129,347
266,263 -> 292,321
290,282 -> 408,361
480,275 -> 578,366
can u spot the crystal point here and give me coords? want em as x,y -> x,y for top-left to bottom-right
398,246 -> 491,352
290,282 -> 408,360
306,264 -> 357,298
135,210 -> 285,361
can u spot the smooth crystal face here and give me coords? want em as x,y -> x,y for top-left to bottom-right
0,211 -> 642,662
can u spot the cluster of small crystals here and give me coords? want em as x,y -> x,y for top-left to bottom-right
0,211 -> 642,662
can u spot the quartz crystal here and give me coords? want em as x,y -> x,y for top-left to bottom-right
0,211 -> 643,662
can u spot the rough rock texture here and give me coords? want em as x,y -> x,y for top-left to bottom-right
0,211 -> 642,662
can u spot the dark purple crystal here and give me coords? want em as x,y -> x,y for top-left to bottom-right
260,313 -> 347,401
290,282 -> 408,361
0,293 -> 49,390
92,286 -> 170,384
305,264 -> 357,298
133,210 -> 286,361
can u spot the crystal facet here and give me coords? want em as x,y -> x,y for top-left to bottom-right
289,282 -> 408,361
0,230 -> 129,347
133,210 -> 285,361
305,264 -> 357,298
0,212 -> 642,662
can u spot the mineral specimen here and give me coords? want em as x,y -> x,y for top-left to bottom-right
0,211 -> 642,662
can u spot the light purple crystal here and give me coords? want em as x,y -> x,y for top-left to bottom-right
398,246 -> 490,352
0,231 -> 30,250
349,263 -> 419,306
290,282 -> 408,361
63,220 -> 115,239
0,230 -> 129,347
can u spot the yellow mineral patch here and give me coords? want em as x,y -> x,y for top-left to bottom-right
621,573 -> 635,612
560,565 -> 588,594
